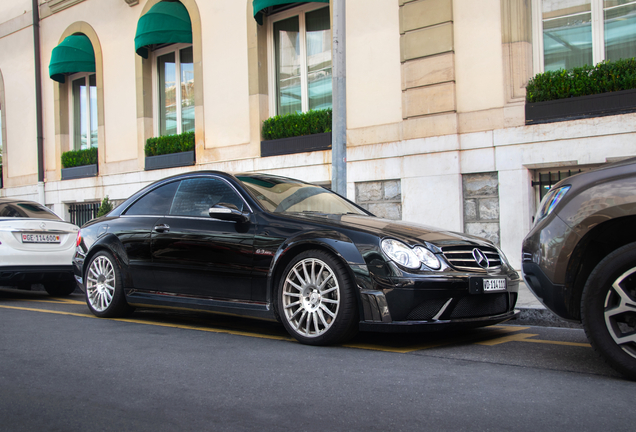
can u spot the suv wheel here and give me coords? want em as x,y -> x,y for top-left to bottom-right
582,242 -> 636,380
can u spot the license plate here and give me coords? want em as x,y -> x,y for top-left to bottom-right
483,278 -> 506,292
21,234 -> 61,244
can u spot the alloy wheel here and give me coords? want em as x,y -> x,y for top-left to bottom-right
282,257 -> 340,338
604,267 -> 636,359
86,255 -> 116,312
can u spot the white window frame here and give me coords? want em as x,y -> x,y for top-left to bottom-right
266,2 -> 331,116
532,0 -> 636,74
151,43 -> 193,137
67,71 -> 97,150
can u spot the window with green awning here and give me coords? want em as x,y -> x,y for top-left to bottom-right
134,1 -> 193,59
253,0 -> 329,25
49,34 -> 95,84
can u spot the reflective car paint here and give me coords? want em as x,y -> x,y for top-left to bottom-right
74,171 -> 519,331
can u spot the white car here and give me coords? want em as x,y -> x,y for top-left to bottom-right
0,198 -> 79,296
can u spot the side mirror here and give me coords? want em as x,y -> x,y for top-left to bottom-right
209,203 -> 250,224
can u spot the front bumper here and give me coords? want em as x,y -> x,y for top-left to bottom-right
357,272 -> 520,332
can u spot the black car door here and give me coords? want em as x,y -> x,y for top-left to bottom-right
150,176 -> 255,301
116,180 -> 181,290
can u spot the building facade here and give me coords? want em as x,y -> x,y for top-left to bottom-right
1,0 -> 635,271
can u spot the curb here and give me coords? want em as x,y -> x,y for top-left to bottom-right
513,306 -> 583,329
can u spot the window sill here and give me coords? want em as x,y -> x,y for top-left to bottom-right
261,132 -> 332,157
525,88 -> 636,125
145,150 -> 195,171
61,164 -> 98,180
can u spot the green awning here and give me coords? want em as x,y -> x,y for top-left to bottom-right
134,1 -> 192,59
253,0 -> 329,25
49,34 -> 95,84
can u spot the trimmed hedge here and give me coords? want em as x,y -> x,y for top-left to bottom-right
526,58 -> 636,103
262,109 -> 332,141
145,131 -> 195,157
61,147 -> 98,169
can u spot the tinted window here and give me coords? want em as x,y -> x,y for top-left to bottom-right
170,178 -> 244,217
0,202 -> 61,220
237,175 -> 366,215
125,181 -> 180,216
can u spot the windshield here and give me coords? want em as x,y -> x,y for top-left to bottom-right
0,201 -> 62,220
237,175 -> 368,216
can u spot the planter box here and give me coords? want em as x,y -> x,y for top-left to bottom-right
261,132 -> 332,157
145,150 -> 195,171
61,164 -> 98,180
526,88 -> 636,125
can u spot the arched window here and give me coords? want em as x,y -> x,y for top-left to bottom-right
135,1 -> 194,137
252,1 -> 331,116
49,34 -> 98,151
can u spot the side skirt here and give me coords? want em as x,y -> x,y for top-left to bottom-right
125,289 -> 278,322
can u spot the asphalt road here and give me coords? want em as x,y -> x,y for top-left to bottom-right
1,288 -> 634,432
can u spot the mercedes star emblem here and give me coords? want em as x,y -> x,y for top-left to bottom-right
472,248 -> 489,269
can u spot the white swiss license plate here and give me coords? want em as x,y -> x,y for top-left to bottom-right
21,233 -> 61,244
483,278 -> 506,292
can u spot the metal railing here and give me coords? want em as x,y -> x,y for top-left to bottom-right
69,202 -> 100,227
532,169 -> 582,201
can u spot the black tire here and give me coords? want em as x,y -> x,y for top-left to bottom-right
44,280 -> 76,297
581,242 -> 636,380
277,249 -> 358,345
84,250 -> 134,318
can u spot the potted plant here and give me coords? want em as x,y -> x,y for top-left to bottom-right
61,147 -> 98,180
526,58 -> 636,125
261,109 -> 332,157
145,131 -> 195,170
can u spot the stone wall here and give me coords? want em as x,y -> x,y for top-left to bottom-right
356,180 -> 402,220
463,172 -> 500,245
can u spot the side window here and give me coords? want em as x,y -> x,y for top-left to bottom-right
125,181 -> 180,216
169,178 -> 244,217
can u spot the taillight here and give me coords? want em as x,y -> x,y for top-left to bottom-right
76,230 -> 82,247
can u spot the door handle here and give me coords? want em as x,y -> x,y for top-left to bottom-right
153,224 -> 170,233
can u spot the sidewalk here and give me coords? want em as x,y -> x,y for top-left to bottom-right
514,281 -> 582,328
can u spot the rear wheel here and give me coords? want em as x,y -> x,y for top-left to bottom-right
44,280 -> 76,297
278,250 -> 358,345
85,250 -> 134,318
582,242 -> 636,380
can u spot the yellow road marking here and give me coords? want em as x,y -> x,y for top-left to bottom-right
476,332 -> 591,348
0,304 -> 294,342
1,303 -> 590,350
23,298 -> 85,305
344,326 -> 530,353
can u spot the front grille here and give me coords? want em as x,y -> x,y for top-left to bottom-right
449,293 -> 508,319
441,245 -> 502,271
406,298 -> 450,320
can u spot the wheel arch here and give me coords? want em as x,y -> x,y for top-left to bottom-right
565,215 -> 636,321
267,232 -> 367,321
82,233 -> 133,288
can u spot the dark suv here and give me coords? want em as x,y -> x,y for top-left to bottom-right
522,158 -> 636,380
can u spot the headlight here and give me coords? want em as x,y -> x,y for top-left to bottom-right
381,239 -> 441,270
535,185 -> 570,224
414,246 -> 441,270
381,239 -> 421,269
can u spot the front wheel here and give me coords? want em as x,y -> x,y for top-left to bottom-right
582,242 -> 636,380
85,250 -> 134,318
278,250 -> 358,346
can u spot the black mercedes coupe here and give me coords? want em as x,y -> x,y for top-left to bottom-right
73,171 -> 520,345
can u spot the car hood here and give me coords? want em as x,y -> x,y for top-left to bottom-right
288,213 -> 494,250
